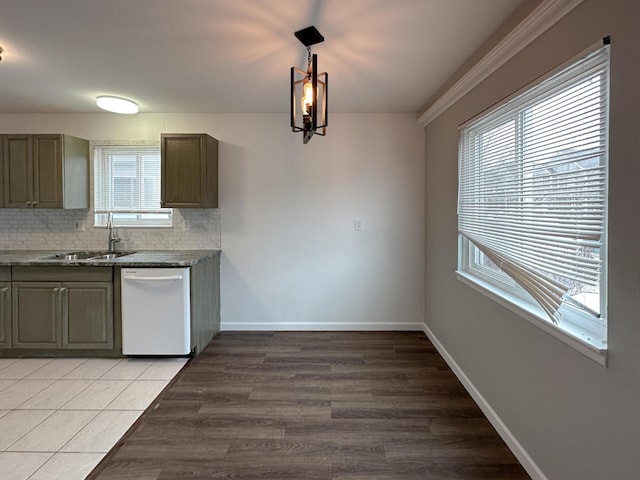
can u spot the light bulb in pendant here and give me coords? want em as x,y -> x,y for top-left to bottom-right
301,79 -> 314,114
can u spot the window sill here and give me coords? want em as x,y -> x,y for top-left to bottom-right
456,271 -> 607,366
95,225 -> 173,229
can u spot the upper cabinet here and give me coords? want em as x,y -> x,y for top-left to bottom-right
161,133 -> 218,208
1,134 -> 89,209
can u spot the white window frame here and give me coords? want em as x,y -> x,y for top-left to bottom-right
456,42 -> 609,364
93,141 -> 172,228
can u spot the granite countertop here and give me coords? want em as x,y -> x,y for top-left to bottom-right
0,250 -> 220,267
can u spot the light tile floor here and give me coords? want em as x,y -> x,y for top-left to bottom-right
0,356 -> 188,480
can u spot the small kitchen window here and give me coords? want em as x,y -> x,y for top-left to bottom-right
93,143 -> 172,227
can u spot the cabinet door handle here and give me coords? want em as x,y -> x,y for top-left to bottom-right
32,201 -> 38,206
59,287 -> 66,293
0,287 -> 8,293
26,201 -> 32,206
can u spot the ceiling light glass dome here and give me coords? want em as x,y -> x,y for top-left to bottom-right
96,96 -> 139,114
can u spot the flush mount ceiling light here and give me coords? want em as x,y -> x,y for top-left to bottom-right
96,95 -> 139,114
291,26 -> 328,144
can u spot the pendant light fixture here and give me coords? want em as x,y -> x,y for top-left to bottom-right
291,26 -> 328,144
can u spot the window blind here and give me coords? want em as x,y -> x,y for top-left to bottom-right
458,44 -> 609,323
94,144 -> 172,227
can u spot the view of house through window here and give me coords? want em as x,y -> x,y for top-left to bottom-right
457,43 -> 609,350
93,144 -> 172,227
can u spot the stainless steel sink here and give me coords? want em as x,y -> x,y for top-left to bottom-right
41,251 -> 136,261
97,253 -> 121,260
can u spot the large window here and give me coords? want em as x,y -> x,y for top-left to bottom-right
93,143 -> 172,227
457,43 -> 609,354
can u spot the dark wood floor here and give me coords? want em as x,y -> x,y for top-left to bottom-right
89,331 -> 530,480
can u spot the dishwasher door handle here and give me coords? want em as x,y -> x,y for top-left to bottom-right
124,275 -> 183,282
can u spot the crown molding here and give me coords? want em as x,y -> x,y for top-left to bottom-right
417,0 -> 584,127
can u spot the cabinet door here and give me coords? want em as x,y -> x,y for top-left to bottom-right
0,282 -> 10,348
3,134 -> 33,208
0,136 -> 4,207
12,282 -> 61,348
161,134 -> 206,208
62,282 -> 114,349
33,134 -> 63,208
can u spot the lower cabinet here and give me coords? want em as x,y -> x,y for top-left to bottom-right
8,267 -> 115,353
12,282 -> 61,348
63,282 -> 113,349
0,280 -> 10,348
0,256 -> 219,357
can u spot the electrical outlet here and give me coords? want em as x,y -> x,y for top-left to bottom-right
73,220 -> 85,231
354,218 -> 363,231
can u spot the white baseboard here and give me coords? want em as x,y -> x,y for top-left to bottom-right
220,321 -> 425,331
422,323 -> 548,480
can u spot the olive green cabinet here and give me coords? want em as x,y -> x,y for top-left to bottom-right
0,275 -> 10,348
63,282 -> 114,349
10,267 -> 114,351
161,133 -> 218,208
12,282 -> 61,348
0,142 -> 3,208
2,134 -> 89,209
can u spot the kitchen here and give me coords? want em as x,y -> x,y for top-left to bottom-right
0,44 -> 426,480
0,113 -> 425,479
0,113 -> 425,334
0,0 -> 430,337
2,1 -> 638,479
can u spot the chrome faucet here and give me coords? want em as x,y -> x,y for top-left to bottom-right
107,212 -> 121,252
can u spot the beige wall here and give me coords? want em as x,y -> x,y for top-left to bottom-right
423,1 -> 640,479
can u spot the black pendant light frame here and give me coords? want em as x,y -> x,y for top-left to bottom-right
291,26 -> 328,144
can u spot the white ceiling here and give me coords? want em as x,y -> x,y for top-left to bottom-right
0,0 -> 524,114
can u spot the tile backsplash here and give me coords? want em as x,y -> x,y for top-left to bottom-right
0,208 -> 221,250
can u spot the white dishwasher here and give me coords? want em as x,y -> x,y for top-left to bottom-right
121,267 -> 191,356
